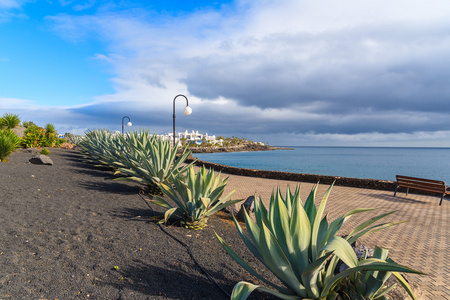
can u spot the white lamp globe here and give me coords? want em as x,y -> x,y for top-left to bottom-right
127,122 -> 132,127
184,106 -> 192,116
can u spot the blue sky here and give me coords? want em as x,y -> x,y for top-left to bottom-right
1,0 -> 450,146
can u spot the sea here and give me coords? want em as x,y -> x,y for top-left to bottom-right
193,146 -> 450,183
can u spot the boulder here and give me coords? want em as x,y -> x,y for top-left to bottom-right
236,195 -> 255,221
29,155 -> 53,165
11,126 -> 26,138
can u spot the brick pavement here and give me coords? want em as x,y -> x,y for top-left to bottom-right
220,172 -> 450,299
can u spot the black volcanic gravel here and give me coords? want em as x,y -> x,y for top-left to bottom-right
0,148 -> 279,300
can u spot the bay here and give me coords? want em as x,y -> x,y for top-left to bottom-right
193,146 -> 450,183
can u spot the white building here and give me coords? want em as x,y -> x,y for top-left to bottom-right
161,130 -> 221,146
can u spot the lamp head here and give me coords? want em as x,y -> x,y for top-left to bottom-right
127,122 -> 132,127
184,106 -> 192,116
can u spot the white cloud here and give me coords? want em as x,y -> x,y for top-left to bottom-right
0,97 -> 34,108
32,0 -> 450,145
0,0 -> 20,9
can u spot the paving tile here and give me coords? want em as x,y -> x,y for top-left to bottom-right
220,172 -> 450,299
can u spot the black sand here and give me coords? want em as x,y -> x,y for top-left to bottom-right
0,149 -> 276,300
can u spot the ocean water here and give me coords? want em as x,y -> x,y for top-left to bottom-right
193,146 -> 450,183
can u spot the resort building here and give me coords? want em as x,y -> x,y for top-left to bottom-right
159,130 -> 222,146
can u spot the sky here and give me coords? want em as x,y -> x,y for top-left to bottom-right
1,0 -> 450,147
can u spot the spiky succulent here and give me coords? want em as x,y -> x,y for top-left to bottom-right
78,129 -> 128,168
332,246 -> 418,300
113,131 -> 194,191
216,184 -> 423,300
1,113 -> 20,129
67,135 -> 84,145
151,165 -> 242,229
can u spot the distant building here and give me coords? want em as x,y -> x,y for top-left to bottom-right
160,130 -> 221,146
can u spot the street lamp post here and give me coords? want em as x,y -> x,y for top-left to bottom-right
122,116 -> 132,135
173,94 -> 192,147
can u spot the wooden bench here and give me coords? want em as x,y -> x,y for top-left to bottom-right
394,175 -> 449,205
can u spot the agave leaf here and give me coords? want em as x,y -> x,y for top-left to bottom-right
241,207 -> 265,262
322,236 -> 358,268
311,183 -> 334,259
164,207 -> 178,223
347,221 -> 407,245
254,196 -> 270,229
362,275 -> 385,298
258,219 -> 306,296
391,268 -> 421,300
114,176 -> 146,184
270,188 -> 294,265
371,247 -> 390,281
374,282 -> 397,299
215,231 -> 288,293
317,217 -> 344,252
290,192 -> 311,274
303,184 -> 318,222
230,281 -> 301,300
148,198 -> 172,210
346,211 -> 398,240
301,251 -> 334,298
321,262 -> 424,297
200,197 -> 211,209
206,198 -> 242,217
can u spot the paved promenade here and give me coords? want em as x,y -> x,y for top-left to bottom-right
221,172 -> 449,299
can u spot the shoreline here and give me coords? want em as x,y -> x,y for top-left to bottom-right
188,144 -> 293,153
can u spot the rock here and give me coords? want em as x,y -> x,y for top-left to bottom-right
237,196 -> 255,221
11,126 -> 26,138
24,148 -> 39,154
353,245 -> 374,259
339,246 -> 375,273
29,155 -> 53,165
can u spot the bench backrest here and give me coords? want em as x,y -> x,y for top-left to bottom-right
396,175 -> 446,193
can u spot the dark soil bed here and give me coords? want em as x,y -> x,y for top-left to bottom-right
0,148 -> 278,300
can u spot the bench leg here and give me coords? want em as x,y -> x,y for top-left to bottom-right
440,194 -> 444,206
394,184 -> 399,197
406,187 -> 409,196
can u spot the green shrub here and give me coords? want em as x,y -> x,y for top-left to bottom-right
216,184 -> 423,300
43,123 -> 57,147
0,131 -> 18,161
22,120 -> 36,128
40,148 -> 50,155
0,129 -> 20,147
152,165 -> 242,229
21,125 -> 46,148
1,113 -> 20,129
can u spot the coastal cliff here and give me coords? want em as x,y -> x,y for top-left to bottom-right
188,144 -> 293,153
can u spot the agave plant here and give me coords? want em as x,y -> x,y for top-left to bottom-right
67,135 -> 84,145
78,129 -> 126,167
216,184 -> 423,300
333,246 -> 415,300
151,165 -> 243,229
113,131 -> 194,191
